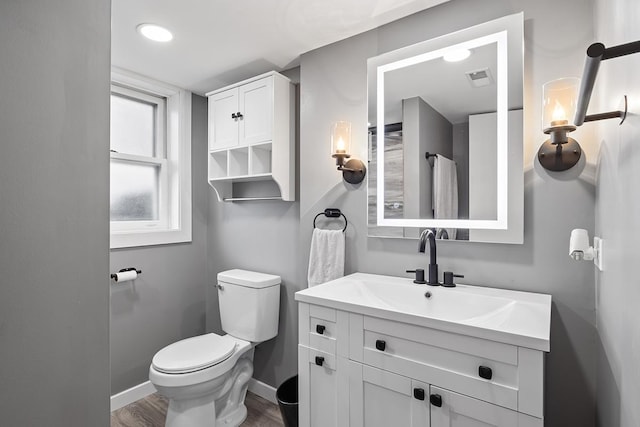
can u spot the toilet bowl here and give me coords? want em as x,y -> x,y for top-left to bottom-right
149,269 -> 281,427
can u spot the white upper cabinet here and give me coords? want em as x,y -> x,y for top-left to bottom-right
239,77 -> 273,146
206,71 -> 294,201
209,76 -> 274,149
208,87 -> 239,149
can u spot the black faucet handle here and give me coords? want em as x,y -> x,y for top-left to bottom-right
442,271 -> 464,288
406,269 -> 427,284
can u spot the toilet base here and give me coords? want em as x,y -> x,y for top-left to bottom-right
165,400 -> 248,427
216,403 -> 247,426
165,394 -> 217,427
153,351 -> 254,427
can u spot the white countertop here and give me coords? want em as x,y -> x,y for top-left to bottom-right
295,272 -> 552,351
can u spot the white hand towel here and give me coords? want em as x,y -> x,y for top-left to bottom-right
433,155 -> 458,240
307,228 -> 345,287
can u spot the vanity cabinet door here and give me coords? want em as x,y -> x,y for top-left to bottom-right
298,345 -> 349,427
349,361 -> 429,427
208,87 -> 239,149
429,386 -> 542,427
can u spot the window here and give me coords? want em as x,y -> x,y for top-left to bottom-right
110,68 -> 192,248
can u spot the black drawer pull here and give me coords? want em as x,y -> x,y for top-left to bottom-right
316,324 -> 326,335
375,340 -> 386,351
430,394 -> 442,407
478,365 -> 493,380
413,388 -> 425,401
315,356 -> 324,367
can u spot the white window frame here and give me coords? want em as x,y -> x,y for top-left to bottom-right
110,67 -> 192,249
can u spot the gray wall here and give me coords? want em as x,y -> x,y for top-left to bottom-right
0,1 -> 111,425
110,95 -> 210,394
593,0 -> 640,425
299,1 -> 596,427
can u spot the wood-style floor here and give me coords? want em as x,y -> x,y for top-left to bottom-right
111,391 -> 284,427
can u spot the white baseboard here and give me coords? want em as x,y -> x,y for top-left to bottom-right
248,378 -> 277,404
111,377 -> 276,411
111,381 -> 157,412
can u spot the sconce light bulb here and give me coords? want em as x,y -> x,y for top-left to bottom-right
336,137 -> 346,153
551,101 -> 567,123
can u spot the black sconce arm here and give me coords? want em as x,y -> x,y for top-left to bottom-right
337,164 -> 363,173
574,40 -> 640,126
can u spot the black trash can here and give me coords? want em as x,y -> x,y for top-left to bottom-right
276,375 -> 298,427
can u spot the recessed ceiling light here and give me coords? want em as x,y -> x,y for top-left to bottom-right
137,24 -> 173,42
443,49 -> 471,62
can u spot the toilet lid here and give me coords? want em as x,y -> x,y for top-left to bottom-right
152,334 -> 237,374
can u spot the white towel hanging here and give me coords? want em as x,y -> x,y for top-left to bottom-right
433,155 -> 458,240
307,228 -> 345,287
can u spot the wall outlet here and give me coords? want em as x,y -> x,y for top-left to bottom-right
594,237 -> 603,271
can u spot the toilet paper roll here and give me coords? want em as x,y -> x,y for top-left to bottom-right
114,270 -> 138,282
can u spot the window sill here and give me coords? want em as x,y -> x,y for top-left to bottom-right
110,227 -> 192,249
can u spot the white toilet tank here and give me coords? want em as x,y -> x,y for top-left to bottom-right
217,269 -> 281,342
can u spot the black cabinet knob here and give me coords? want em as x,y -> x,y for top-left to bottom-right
316,324 -> 326,335
430,394 -> 443,407
479,365 -> 493,380
315,356 -> 324,367
413,388 -> 425,401
236,111 -> 243,119
375,340 -> 386,351
231,113 -> 237,119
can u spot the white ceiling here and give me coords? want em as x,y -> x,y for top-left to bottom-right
111,0 -> 450,95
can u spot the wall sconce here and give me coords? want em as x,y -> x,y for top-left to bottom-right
331,121 -> 367,184
538,78 -> 581,171
538,40 -> 639,172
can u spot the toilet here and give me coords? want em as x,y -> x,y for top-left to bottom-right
149,269 -> 281,427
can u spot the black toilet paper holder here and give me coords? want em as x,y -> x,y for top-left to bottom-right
110,267 -> 142,280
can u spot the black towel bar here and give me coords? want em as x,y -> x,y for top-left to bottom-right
313,208 -> 347,232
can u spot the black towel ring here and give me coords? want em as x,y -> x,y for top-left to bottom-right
313,208 -> 347,232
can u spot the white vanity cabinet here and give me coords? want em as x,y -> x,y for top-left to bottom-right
298,303 -> 546,427
348,361 -> 430,427
206,71 -> 294,201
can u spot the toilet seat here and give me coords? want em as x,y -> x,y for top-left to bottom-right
152,333 -> 237,374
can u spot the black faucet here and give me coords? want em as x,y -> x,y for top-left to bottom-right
418,229 -> 439,286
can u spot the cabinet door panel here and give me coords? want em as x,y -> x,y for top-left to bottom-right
349,362 -> 429,427
299,345 -> 348,427
430,386 -> 522,427
239,77 -> 273,145
209,88 -> 238,149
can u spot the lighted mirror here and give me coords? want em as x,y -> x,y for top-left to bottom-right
367,12 -> 524,243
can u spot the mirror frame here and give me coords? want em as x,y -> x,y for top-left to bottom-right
368,13 -> 523,240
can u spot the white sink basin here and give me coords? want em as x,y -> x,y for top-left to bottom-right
295,272 -> 552,351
